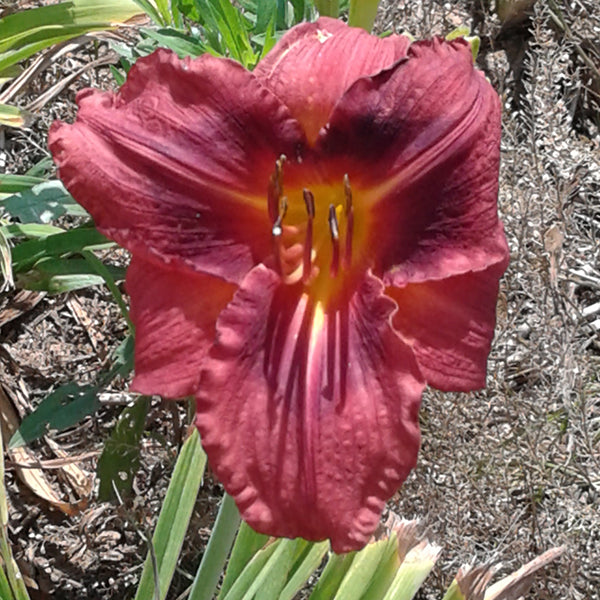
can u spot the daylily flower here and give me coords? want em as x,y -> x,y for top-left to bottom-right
49,17 -> 509,552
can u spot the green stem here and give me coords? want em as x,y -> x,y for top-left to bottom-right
81,249 -> 134,333
348,0 -> 380,31
188,494 -> 241,600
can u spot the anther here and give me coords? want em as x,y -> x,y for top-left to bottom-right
302,189 -> 315,282
328,204 -> 340,278
343,174 -> 354,268
268,155 -> 286,223
303,188 -> 315,219
272,194 -> 287,275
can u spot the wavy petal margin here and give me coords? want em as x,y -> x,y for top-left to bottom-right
127,256 -> 235,398
196,265 -> 424,552
319,37 -> 508,286
387,251 -> 508,391
49,49 -> 306,284
255,17 -> 410,144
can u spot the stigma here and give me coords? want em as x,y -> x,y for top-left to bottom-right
267,156 -> 355,295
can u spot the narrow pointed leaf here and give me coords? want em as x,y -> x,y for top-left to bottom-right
309,552 -> 356,599
219,541 -> 281,600
134,429 -> 206,600
219,522 -> 270,598
381,542 -> 441,600
334,537 -> 397,600
279,540 -> 329,600
188,494 -> 241,600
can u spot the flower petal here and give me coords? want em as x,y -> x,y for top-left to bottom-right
387,254 -> 508,391
127,256 -> 235,399
318,37 -> 507,285
254,17 -> 410,144
196,265 -> 424,552
49,49 -> 306,284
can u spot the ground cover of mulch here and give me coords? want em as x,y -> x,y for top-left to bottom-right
0,0 -> 599,598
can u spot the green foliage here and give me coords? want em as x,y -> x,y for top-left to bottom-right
8,383 -> 102,449
9,334 -> 134,449
134,428 -> 207,600
97,396 -> 150,501
0,421 -> 31,600
2,180 -> 89,223
110,0 -> 315,74
0,0 -> 143,74
0,102 -> 34,128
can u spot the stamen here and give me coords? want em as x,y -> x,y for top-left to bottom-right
302,189 -> 315,282
343,174 -> 354,268
268,155 -> 286,223
328,204 -> 340,278
272,195 -> 287,274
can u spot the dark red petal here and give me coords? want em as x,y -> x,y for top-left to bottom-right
49,49 -> 306,284
255,17 -> 410,144
319,38 -> 507,285
127,256 -> 235,399
388,254 -> 508,392
196,265 -> 424,552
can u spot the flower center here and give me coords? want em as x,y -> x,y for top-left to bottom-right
267,156 -> 362,304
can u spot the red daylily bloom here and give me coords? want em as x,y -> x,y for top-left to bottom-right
49,17 -> 509,552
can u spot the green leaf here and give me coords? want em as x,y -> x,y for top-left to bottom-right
139,27 -> 207,57
0,0 -> 144,72
8,383 -> 101,449
0,174 -> 46,195
131,0 -> 164,24
1,180 -> 88,223
97,397 -> 149,501
17,256 -> 125,294
25,156 -> 54,178
188,494 -> 241,600
134,429 -> 206,600
109,64 -> 126,85
279,540 -> 328,600
109,333 -> 135,379
254,0 -> 276,34
309,552 -> 356,599
380,542 -> 440,600
0,223 -> 65,240
219,539 -> 281,600
193,0 -> 257,67
11,226 -> 113,273
177,0 -> 200,20
0,103 -> 34,128
219,522 -> 270,598
333,537 -> 395,600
